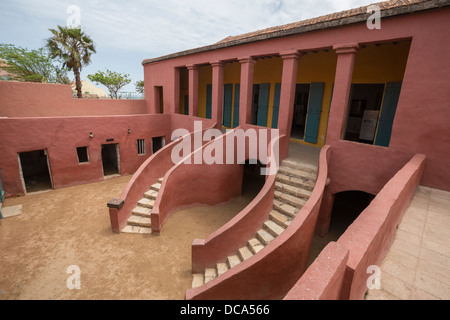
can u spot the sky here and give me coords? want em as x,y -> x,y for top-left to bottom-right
0,0 -> 377,93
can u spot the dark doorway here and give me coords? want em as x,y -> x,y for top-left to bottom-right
241,160 -> 266,198
19,149 -> 52,193
343,84 -> 385,144
308,190 -> 375,266
101,144 -> 119,176
152,136 -> 165,154
291,84 -> 310,140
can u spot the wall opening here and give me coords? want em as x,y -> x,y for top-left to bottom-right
18,149 -> 52,193
241,159 -> 266,198
77,146 -> 89,163
309,190 -> 375,266
101,143 -> 120,176
291,84 -> 311,140
179,67 -> 189,115
137,139 -> 146,155
155,86 -> 164,113
152,136 -> 165,154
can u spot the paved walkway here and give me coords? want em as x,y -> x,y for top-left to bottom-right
366,185 -> 450,300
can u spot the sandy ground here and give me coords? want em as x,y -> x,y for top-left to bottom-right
0,175 -> 255,300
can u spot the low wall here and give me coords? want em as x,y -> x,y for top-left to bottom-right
283,242 -> 349,300
337,153 -> 426,300
0,81 -> 147,117
185,145 -> 331,300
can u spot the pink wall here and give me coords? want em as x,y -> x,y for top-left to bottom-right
283,242 -> 349,300
337,153 -> 426,300
0,81 -> 147,117
0,114 -> 170,197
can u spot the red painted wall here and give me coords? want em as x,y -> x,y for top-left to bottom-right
0,114 -> 171,197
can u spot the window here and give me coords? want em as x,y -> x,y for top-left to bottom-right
137,139 -> 146,155
77,147 -> 89,163
152,137 -> 165,154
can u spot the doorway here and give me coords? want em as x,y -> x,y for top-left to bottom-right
18,149 -> 53,193
101,144 -> 120,176
291,84 -> 310,140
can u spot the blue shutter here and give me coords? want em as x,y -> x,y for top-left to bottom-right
374,82 -> 402,147
206,84 -> 212,119
233,84 -> 240,128
304,83 -> 324,144
257,83 -> 270,127
223,84 -> 233,127
272,83 -> 281,129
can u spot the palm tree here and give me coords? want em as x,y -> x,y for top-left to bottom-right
46,26 -> 96,98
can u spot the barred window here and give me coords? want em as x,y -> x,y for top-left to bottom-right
137,139 -> 146,155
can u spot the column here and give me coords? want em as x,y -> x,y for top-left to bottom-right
238,57 -> 256,126
278,50 -> 302,137
211,61 -> 225,129
187,64 -> 199,117
326,43 -> 359,143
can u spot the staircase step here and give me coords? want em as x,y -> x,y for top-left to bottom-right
227,255 -> 242,269
144,189 -> 159,200
269,210 -> 293,228
131,206 -> 152,217
127,215 -> 152,228
274,191 -> 306,208
192,273 -> 204,288
248,238 -> 265,254
217,262 -> 229,276
150,182 -> 162,191
121,225 -> 152,235
256,229 -> 275,246
158,177 -> 164,183
137,198 -> 155,209
276,173 -> 315,191
275,181 -> 311,199
204,268 -> 217,283
281,160 -> 317,175
238,246 -> 254,261
263,220 -> 286,237
273,200 -> 298,218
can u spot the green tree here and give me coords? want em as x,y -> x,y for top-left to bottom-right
0,43 -> 70,84
88,69 -> 131,99
46,26 -> 96,98
135,80 -> 144,94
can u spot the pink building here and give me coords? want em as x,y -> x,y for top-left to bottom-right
0,0 -> 449,299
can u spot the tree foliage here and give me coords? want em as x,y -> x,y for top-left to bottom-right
88,69 -> 131,99
135,80 -> 144,94
46,26 -> 96,98
0,43 -> 70,84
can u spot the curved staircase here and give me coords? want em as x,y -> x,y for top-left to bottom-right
120,177 -> 164,235
191,159 -> 317,288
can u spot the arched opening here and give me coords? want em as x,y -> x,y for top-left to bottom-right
309,190 -> 375,265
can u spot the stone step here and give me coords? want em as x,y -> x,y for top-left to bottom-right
131,206 -> 152,217
263,220 -> 286,237
238,246 -> 253,261
144,189 -> 159,200
137,198 -> 155,209
275,173 -> 315,191
127,215 -> 152,228
274,190 -> 307,209
227,255 -> 242,269
192,273 -> 204,288
217,262 -> 229,276
150,182 -> 162,191
248,238 -> 265,254
121,225 -> 152,235
269,210 -> 293,228
281,160 -> 317,174
256,229 -> 275,246
204,268 -> 217,283
273,199 -> 298,218
158,177 -> 164,183
275,181 -> 311,199
279,164 -> 317,180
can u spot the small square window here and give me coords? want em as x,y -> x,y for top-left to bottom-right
152,136 -> 165,154
77,146 -> 89,163
137,139 -> 146,155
